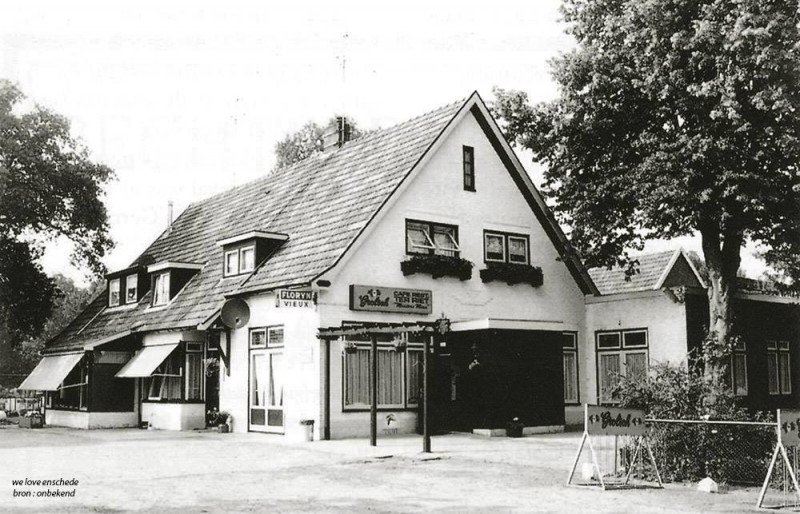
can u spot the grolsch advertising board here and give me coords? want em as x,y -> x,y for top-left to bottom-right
349,285 -> 432,315
779,409 -> 800,446
585,405 -> 646,437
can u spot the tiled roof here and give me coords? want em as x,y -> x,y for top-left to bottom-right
47,97 -> 467,352
588,250 -> 676,295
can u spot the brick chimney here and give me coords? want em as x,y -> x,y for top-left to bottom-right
322,116 -> 351,151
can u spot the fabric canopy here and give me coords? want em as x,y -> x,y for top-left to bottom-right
18,353 -> 84,391
115,343 -> 179,378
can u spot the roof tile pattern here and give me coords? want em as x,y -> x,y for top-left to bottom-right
588,250 -> 675,295
48,99 -> 465,352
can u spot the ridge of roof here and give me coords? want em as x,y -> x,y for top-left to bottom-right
47,95 -> 468,351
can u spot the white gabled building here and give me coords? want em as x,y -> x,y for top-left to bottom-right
20,92 -> 600,438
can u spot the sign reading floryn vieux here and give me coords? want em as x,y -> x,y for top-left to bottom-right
275,289 -> 315,308
586,405 -> 646,437
349,285 -> 432,314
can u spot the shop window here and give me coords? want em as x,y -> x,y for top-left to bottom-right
463,145 -> 475,191
730,340 -> 748,396
146,351 -> 183,401
125,274 -> 138,304
152,272 -> 170,307
224,245 -> 256,277
51,356 -> 89,411
343,334 -> 424,410
483,231 -> 529,264
563,332 -> 579,404
768,340 -> 791,395
108,278 -> 121,307
406,220 -> 460,257
596,329 -> 648,404
250,328 -> 267,348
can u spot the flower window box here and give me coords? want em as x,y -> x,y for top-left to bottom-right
400,254 -> 473,281
479,262 -> 543,287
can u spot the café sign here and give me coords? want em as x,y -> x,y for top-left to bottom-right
275,289 -> 315,308
349,285 -> 432,314
585,405 -> 646,437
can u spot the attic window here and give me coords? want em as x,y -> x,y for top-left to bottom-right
463,146 -> 475,191
126,274 -> 138,303
152,272 -> 170,307
224,245 -> 256,277
109,278 -> 121,307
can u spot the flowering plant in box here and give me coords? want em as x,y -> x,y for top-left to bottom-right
400,254 -> 473,281
479,262 -> 543,287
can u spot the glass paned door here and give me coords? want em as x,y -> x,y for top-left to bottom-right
250,352 -> 268,431
267,353 -> 284,428
249,349 -> 285,433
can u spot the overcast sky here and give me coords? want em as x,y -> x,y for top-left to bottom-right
1,0 -> 768,285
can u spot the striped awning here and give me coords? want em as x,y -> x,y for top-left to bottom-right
18,353 -> 84,391
115,343 -> 179,378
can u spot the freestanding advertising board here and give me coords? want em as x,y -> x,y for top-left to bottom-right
757,409 -> 800,508
567,404 -> 662,490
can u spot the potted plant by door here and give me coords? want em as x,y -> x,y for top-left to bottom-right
506,417 -> 524,438
216,411 -> 233,433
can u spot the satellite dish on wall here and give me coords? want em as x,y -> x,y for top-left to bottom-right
220,298 -> 250,329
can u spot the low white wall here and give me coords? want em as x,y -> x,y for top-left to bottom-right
46,409 -> 89,429
141,403 -> 205,431
88,412 -> 138,428
45,410 -> 138,429
564,405 -> 583,428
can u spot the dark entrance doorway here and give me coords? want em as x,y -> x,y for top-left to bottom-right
433,329 -> 566,432
205,335 -> 220,423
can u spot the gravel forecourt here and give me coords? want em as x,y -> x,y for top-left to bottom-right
1,425 -> 767,513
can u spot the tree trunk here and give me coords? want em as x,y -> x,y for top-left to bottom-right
700,226 -> 743,381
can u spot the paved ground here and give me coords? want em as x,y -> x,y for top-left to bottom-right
0,425 -> 777,513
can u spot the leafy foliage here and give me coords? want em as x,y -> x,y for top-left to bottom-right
273,116 -> 365,169
492,0 -> 800,354
479,262 -> 544,287
616,347 -> 773,483
0,274 -> 101,388
400,254 -> 474,281
0,80 -> 113,357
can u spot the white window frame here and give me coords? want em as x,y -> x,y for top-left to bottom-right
224,250 -> 239,277
125,274 -> 138,304
239,245 -> 256,273
108,278 -> 121,307
596,329 -> 649,404
152,272 -> 171,307
250,328 -> 267,348
406,221 -> 437,254
484,233 -> 506,262
563,332 -> 579,404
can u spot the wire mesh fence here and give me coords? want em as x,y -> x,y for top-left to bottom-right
646,420 -> 776,485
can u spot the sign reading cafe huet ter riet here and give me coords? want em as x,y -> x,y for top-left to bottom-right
349,285 -> 432,314
585,405 -> 646,437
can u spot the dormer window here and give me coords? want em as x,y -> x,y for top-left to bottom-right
125,274 -> 138,303
146,261 -> 202,308
109,278 -> 121,307
152,272 -> 170,306
106,267 -> 148,308
216,231 -> 288,278
224,250 -> 239,276
223,245 -> 255,277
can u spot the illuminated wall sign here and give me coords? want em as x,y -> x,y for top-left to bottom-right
349,285 -> 432,314
585,405 -> 646,437
276,289 -> 315,308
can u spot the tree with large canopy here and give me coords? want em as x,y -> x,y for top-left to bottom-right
0,80 -> 113,371
493,0 -> 800,373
